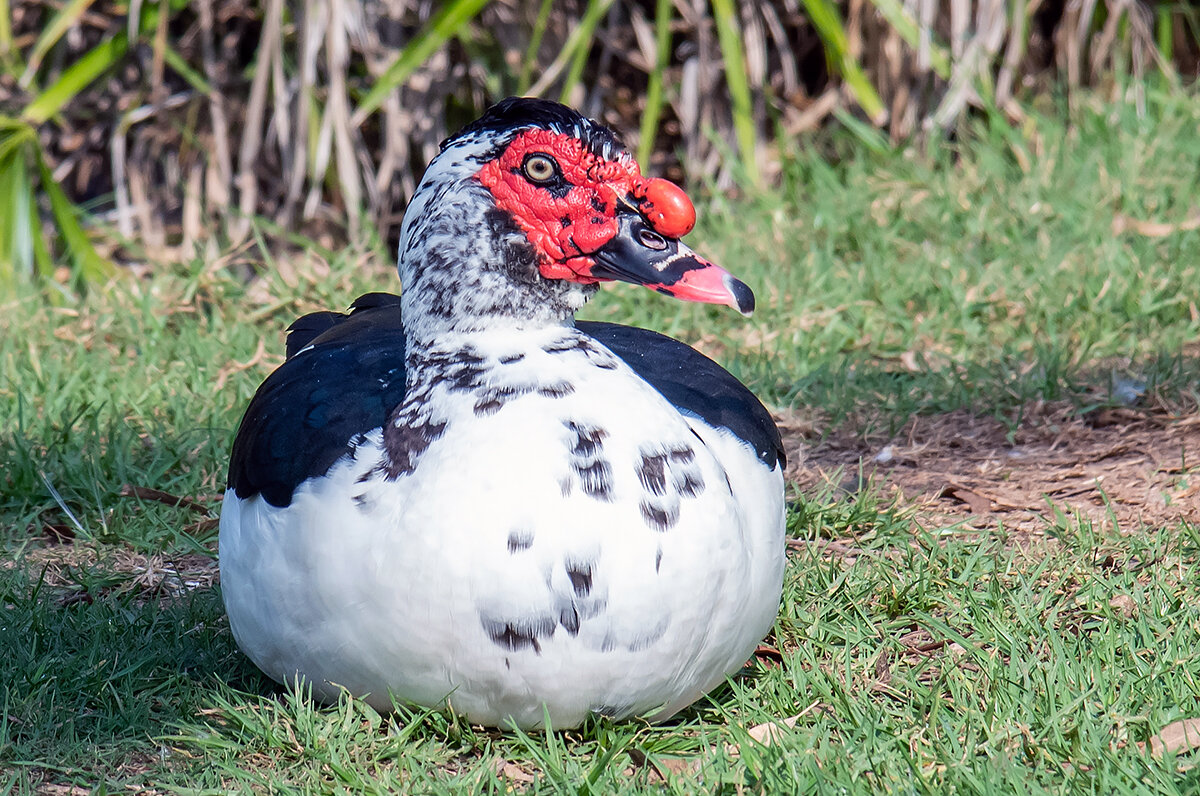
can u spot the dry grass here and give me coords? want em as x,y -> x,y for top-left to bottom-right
6,0 -> 1198,270
9,542 -> 219,604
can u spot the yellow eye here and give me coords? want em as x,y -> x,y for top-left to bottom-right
522,154 -> 558,183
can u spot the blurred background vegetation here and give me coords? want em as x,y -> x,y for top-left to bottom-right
1,0 -> 1198,291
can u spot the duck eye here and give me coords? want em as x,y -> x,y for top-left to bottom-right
522,154 -> 558,184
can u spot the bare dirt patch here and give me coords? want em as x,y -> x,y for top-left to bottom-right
781,404 -> 1200,533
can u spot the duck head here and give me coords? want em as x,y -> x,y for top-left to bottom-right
397,97 -> 753,338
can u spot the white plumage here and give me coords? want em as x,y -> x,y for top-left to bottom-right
219,98 -> 786,729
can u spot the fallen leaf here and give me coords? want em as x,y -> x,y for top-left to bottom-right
42,522 -> 76,543
627,749 -> 701,782
183,518 -> 221,535
1145,718 -> 1200,758
874,648 -> 892,684
1112,211 -> 1200,238
944,484 -> 992,514
35,785 -> 91,796
498,760 -> 536,783
214,338 -> 277,391
1108,593 -> 1137,619
753,644 -> 784,667
725,711 -> 811,757
655,757 -> 701,777
746,714 -> 801,745
902,637 -> 947,655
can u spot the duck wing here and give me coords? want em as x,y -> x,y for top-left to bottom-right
227,293 -> 407,507
227,292 -> 783,509
576,321 -> 784,470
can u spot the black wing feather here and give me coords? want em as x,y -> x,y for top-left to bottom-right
227,295 -> 407,507
577,321 -> 784,470
285,292 -> 404,358
227,293 -> 782,508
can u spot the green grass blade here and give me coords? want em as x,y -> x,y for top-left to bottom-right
22,32 -> 129,125
18,0 -> 101,89
353,0 -> 490,123
162,43 -> 213,95
832,106 -> 892,153
800,0 -> 885,120
709,0 -> 761,186
517,0 -> 555,94
29,186 -> 55,281
863,0 -> 951,78
557,0 -> 615,105
0,0 -> 13,73
12,156 -> 35,279
0,140 -> 55,289
0,121 -> 38,288
0,150 -> 28,284
34,148 -> 115,286
636,0 -> 673,168
1157,7 -> 1174,61
0,161 -> 12,286
0,116 -> 35,161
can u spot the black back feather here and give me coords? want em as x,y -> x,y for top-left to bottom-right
228,293 -> 783,507
444,96 -> 626,163
228,294 -> 407,507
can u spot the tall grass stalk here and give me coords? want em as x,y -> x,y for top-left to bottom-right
557,0 -> 618,105
802,0 -> 886,120
4,0 -> 1200,290
636,0 -> 673,168
352,0 -> 491,124
709,0 -> 761,186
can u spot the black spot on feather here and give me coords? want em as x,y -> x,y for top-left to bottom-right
637,453 -> 668,496
481,615 -> 555,654
543,335 -> 620,369
576,461 -> 613,501
538,381 -> 575,398
566,563 -> 593,597
560,605 -> 580,635
473,385 -> 531,416
640,501 -> 679,532
380,416 -> 447,479
669,445 -> 695,463
567,422 -> 607,456
563,421 -> 613,501
507,530 -> 533,553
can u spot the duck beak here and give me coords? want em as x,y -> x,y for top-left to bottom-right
585,210 -> 755,316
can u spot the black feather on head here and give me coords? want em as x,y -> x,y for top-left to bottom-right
442,97 -> 627,163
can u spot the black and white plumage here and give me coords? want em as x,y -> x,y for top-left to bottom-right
219,98 -> 786,729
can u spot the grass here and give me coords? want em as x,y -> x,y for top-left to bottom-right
2,90 -> 1200,792
596,87 -> 1200,428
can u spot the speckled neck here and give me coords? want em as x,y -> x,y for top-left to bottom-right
396,141 -> 597,344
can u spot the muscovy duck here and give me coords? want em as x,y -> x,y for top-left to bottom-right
220,97 -> 786,729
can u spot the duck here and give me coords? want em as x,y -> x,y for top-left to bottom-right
219,97 -> 786,729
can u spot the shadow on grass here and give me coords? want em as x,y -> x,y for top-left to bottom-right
761,348 -> 1200,435
0,562 -> 267,772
